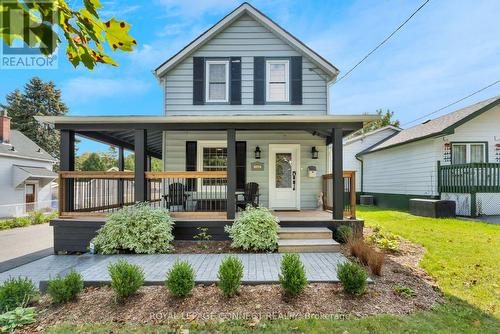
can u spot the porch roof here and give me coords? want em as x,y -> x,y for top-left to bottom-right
36,114 -> 379,159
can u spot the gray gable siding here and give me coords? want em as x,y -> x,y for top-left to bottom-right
163,14 -> 328,116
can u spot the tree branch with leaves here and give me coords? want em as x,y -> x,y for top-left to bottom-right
0,0 -> 137,69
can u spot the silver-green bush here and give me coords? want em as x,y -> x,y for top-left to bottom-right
92,203 -> 174,254
224,206 -> 279,251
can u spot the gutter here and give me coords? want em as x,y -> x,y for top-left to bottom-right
355,154 -> 364,193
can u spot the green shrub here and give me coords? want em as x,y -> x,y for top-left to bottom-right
366,227 -> 399,252
224,206 -> 279,251
165,261 -> 195,297
337,261 -> 368,295
279,254 -> 308,297
335,225 -> 353,243
394,284 -> 416,297
108,261 -> 144,301
0,277 -> 37,312
47,271 -> 84,303
0,307 -> 36,332
217,256 -> 244,297
93,203 -> 175,254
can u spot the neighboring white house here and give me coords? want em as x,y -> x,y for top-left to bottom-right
350,96 -> 500,217
338,125 -> 402,192
0,111 -> 57,218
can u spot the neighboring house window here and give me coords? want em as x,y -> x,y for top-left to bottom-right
197,141 -> 227,188
205,60 -> 229,103
266,59 -> 289,102
451,143 -> 486,164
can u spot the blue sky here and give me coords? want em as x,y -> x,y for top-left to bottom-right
1,0 -> 499,153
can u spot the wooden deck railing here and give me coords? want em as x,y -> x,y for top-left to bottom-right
145,171 -> 228,217
322,171 -> 356,218
59,171 -> 135,217
59,171 -> 228,217
438,162 -> 500,194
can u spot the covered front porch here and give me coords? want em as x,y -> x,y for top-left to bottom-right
39,114 -> 376,222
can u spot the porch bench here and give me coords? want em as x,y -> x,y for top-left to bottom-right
409,199 -> 456,218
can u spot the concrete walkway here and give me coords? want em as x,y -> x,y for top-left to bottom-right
0,253 -> 348,289
0,223 -> 53,267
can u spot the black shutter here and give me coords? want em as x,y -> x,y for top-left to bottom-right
253,56 -> 265,105
230,57 -> 241,105
236,141 -> 246,191
291,56 -> 302,105
193,57 -> 205,105
185,141 -> 197,190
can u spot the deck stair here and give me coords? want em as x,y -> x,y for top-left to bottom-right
277,227 -> 340,253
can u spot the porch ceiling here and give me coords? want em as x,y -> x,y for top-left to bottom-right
37,114 -> 380,156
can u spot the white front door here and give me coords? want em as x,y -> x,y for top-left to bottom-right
269,144 -> 300,210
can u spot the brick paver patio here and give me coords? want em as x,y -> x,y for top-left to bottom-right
0,253 -> 348,289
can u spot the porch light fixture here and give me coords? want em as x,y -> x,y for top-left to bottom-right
311,146 -> 319,159
254,146 -> 261,159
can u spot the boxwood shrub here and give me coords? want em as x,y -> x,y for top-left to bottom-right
0,277 -> 37,312
337,260 -> 368,295
217,256 -> 244,297
108,260 -> 145,301
224,206 -> 279,251
279,254 -> 308,297
93,203 -> 174,254
47,271 -> 84,304
165,261 -> 195,297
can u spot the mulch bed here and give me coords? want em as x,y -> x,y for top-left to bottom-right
22,231 -> 444,331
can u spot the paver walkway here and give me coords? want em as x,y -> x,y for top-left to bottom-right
0,253 -> 348,289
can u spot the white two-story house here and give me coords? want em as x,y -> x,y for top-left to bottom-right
38,3 -> 377,251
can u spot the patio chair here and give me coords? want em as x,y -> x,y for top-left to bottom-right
163,182 -> 190,211
236,182 -> 260,211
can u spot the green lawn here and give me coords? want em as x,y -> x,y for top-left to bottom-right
358,206 -> 500,317
44,207 -> 500,333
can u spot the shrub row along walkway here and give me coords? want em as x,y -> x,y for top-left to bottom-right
0,253 -> 349,289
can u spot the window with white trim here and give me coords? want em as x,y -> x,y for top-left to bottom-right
451,143 -> 486,164
266,59 -> 289,102
197,141 -> 227,188
205,60 -> 229,103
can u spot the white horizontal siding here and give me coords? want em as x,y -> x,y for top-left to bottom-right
439,104 -> 500,164
0,156 -> 53,218
163,131 -> 327,209
341,128 -> 399,192
163,13 -> 328,116
362,138 -> 439,196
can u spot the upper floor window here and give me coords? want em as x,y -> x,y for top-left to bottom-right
451,142 -> 486,164
205,60 -> 229,103
266,59 -> 289,102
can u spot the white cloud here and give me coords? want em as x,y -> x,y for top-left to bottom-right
62,77 -> 151,103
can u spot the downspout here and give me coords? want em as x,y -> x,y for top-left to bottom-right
355,154 -> 364,194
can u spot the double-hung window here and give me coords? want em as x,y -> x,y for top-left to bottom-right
266,59 -> 289,102
451,143 -> 486,164
197,141 -> 227,192
205,60 -> 229,103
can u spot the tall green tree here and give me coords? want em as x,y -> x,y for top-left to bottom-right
80,152 -> 105,171
352,109 -> 401,137
0,0 -> 137,69
1,77 -> 68,159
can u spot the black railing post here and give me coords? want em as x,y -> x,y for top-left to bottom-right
118,147 -> 125,207
134,129 -> 147,202
60,130 -> 75,212
332,128 -> 344,220
227,128 -> 236,220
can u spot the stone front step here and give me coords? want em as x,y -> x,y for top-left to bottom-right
278,227 -> 333,240
278,239 -> 340,253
